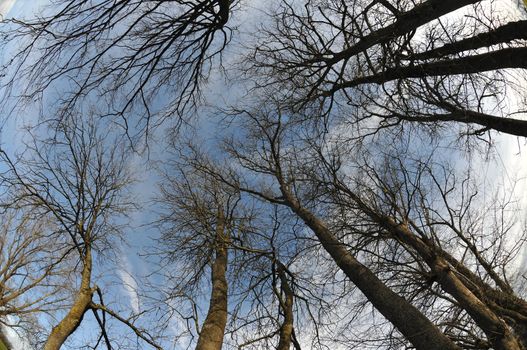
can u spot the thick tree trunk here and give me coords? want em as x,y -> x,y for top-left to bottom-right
216,0 -> 230,27
277,186 -> 460,350
336,180 -> 527,348
376,217 -> 524,350
413,20 -> 527,60
44,249 -> 93,350
337,184 -> 525,350
276,263 -> 294,350
0,328 -> 12,350
335,48 -> 527,90
384,109 -> 527,138
195,211 -> 228,350
321,0 -> 481,65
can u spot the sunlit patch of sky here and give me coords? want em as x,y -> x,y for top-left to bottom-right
0,0 -> 16,18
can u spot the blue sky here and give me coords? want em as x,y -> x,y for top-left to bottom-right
1,0 -> 527,349
0,1 -> 172,347
0,1 -> 274,348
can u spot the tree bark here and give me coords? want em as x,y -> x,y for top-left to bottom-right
276,185 -> 460,350
333,47 -> 527,90
318,0 -> 481,65
413,20 -> 527,60
382,109 -> 527,138
44,248 -> 93,350
216,0 -> 230,27
0,328 -> 12,350
195,210 -> 229,350
336,186 -> 525,350
380,219 -> 524,350
276,263 -> 294,350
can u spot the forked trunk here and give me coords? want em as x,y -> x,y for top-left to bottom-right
334,180 -> 527,349
376,217 -> 524,350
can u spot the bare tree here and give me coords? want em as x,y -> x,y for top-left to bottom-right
179,103 -> 527,349
157,145 -> 319,350
0,118 -> 161,349
0,208 -> 69,346
1,0 -> 237,141
273,261 -> 297,350
177,113 -> 463,350
319,150 -> 527,349
158,165 -> 238,349
2,1 -> 527,349
250,0 -> 527,138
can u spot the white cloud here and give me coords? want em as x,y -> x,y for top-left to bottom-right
118,255 -> 141,315
2,317 -> 33,350
0,0 -> 16,17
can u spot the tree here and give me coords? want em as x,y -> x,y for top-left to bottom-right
0,208 -> 68,346
1,0 -> 527,349
157,147 -> 306,349
250,0 -> 527,138
158,163 -> 238,349
1,0 -> 236,141
4,0 -> 527,141
0,330 -> 10,350
317,145 -> 527,349
183,104 -> 527,349
175,114 -> 456,349
0,118 -> 161,349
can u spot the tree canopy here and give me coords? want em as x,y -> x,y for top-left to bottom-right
0,0 -> 526,349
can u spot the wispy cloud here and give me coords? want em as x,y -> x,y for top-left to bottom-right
0,0 -> 16,18
118,255 -> 141,315
3,316 -> 33,350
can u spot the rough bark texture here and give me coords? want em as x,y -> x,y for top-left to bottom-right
195,212 -> 228,350
413,20 -> 527,60
334,48 -> 527,90
384,109 -> 527,138
276,263 -> 294,350
44,249 -> 93,350
321,0 -> 481,64
277,185 -> 460,350
439,249 -> 527,342
376,217 -> 524,350
334,182 -> 527,348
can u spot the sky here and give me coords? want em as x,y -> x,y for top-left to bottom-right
0,1 -> 267,348
0,1 -> 165,347
1,0 -> 527,349
0,4 -> 41,350
0,0 -> 15,17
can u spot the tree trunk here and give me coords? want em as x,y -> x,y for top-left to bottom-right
195,210 -> 229,350
413,20 -> 527,60
44,248 -> 93,350
276,263 -> 294,350
216,0 -> 230,27
334,182 -> 526,348
340,182 -> 524,349
277,186 -> 460,350
0,328 -> 12,350
376,217 -> 524,350
383,109 -> 527,138
324,0 -> 481,65
335,48 -> 527,90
